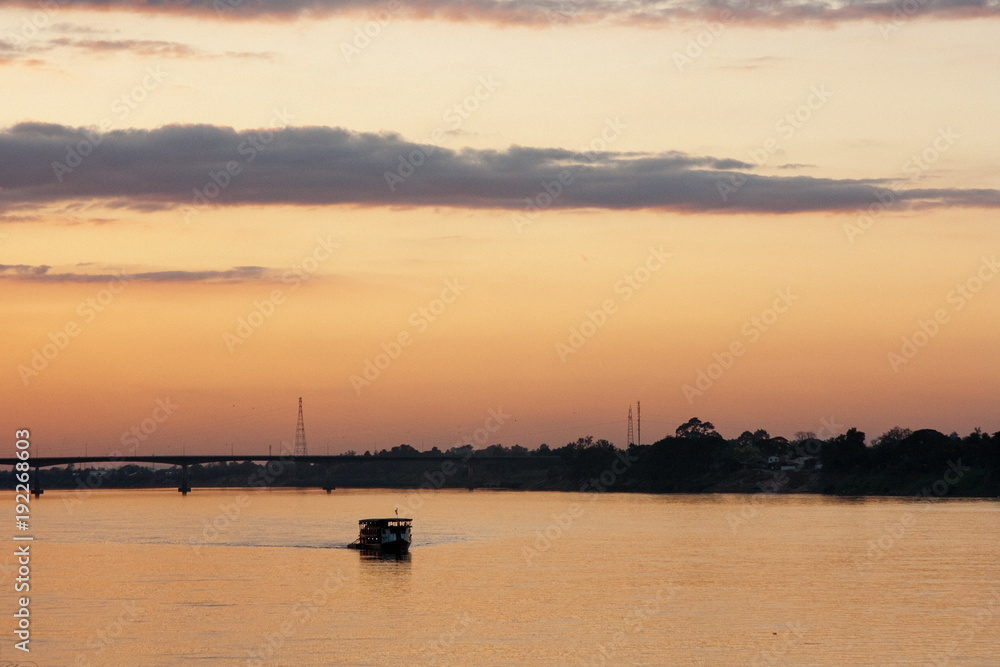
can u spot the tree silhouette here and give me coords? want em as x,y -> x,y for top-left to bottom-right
675,417 -> 721,439
822,428 -> 867,472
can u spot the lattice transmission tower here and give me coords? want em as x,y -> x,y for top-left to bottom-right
627,406 -> 634,447
637,400 -> 641,447
294,397 -> 308,456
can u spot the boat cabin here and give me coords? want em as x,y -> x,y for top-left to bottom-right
356,518 -> 412,551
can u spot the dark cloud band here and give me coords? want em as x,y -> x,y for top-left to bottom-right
2,0 -> 998,25
1,122 -> 997,215
0,264 -> 278,282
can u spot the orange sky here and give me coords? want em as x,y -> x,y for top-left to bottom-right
1,4 -> 998,455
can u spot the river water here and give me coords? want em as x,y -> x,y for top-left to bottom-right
2,489 -> 998,665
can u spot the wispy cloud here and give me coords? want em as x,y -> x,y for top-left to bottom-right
0,33 -> 274,66
0,264 -> 51,276
0,264 -> 282,283
1,0 -> 997,25
47,22 -> 121,35
1,122 -> 998,215
46,37 -> 199,57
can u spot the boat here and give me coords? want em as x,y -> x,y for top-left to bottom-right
348,518 -> 412,554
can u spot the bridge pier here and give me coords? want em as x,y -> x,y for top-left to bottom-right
323,464 -> 335,493
31,465 -> 43,498
178,463 -> 191,495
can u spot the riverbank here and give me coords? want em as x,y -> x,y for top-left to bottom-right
14,459 -> 1000,497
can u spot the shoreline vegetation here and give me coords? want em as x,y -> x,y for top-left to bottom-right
13,419 -> 1000,497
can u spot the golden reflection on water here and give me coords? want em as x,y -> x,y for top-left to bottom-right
2,489 -> 998,665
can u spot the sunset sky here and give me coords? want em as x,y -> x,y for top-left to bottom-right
2,0 -> 998,457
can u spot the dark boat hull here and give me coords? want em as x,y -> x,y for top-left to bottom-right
380,538 -> 410,554
350,538 -> 410,554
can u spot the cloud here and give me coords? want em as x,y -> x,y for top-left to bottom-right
0,38 -> 23,64
1,121 -> 998,215
44,37 -> 275,59
48,22 -> 121,35
46,37 -> 200,57
1,0 -> 997,26
0,213 -> 44,223
0,264 -> 51,276
0,16 -> 275,65
0,34 -> 275,66
0,264 -> 282,283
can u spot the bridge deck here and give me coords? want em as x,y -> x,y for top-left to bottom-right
0,454 -> 556,468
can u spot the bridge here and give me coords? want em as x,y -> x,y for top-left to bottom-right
0,454 -> 557,497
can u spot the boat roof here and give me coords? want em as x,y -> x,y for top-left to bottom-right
359,517 -> 412,522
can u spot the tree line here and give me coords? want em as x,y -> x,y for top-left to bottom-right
13,418 -> 1000,496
